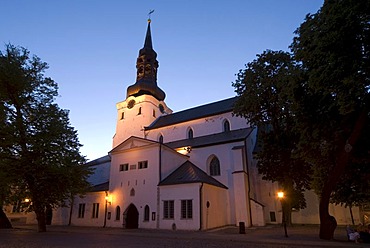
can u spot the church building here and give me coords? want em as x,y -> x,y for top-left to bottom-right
5,19 -> 364,230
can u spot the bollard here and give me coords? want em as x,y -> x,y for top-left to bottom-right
239,222 -> 246,234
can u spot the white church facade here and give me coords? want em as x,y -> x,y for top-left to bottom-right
5,19 -> 365,229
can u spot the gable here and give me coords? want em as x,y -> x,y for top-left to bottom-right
110,136 -> 158,154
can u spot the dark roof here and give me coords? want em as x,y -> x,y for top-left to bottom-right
158,161 -> 227,189
252,124 -> 272,155
165,128 -> 253,149
145,97 -> 238,130
90,181 -> 109,192
85,155 -> 111,167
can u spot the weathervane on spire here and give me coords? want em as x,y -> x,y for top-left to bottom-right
148,9 -> 154,23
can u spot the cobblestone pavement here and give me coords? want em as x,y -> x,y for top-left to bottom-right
0,224 -> 369,248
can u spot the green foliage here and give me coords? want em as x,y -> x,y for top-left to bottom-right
0,44 -> 92,231
233,1 -> 370,236
233,50 -> 311,210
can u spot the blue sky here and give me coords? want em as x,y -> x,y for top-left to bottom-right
1,0 -> 323,161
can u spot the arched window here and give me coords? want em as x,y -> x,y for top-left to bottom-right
115,206 -> 121,220
209,156 -> 221,176
158,135 -> 163,143
223,120 -> 230,132
130,188 -> 135,196
144,205 -> 150,221
188,128 -> 193,139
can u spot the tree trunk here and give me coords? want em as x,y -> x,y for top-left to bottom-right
68,196 -> 74,226
319,110 -> 367,240
349,205 -> 354,225
0,208 -> 12,229
34,205 -> 47,232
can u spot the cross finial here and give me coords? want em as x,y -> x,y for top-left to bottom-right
148,9 -> 155,23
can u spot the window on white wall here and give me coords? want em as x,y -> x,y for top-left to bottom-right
138,160 -> 148,169
223,120 -> 230,132
78,203 -> 85,218
163,200 -> 174,219
119,164 -> 129,171
115,206 -> 121,220
188,128 -> 193,139
144,205 -> 150,221
209,156 -> 221,176
181,200 -> 192,219
92,203 -> 99,218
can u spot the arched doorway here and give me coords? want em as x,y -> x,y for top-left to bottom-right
123,204 -> 139,229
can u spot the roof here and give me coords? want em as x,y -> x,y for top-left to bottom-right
90,181 -> 109,192
165,127 -> 253,149
158,161 -> 227,189
85,155 -> 111,167
145,97 -> 238,130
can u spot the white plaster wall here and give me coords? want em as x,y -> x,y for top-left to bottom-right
232,172 -> 250,227
113,95 -> 172,148
70,192 -> 106,227
202,184 -> 230,229
107,142 -> 187,228
145,112 -> 249,143
292,190 -> 361,225
250,201 -> 265,226
159,184 -> 200,230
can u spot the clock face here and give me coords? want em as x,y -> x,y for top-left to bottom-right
127,100 -> 135,109
159,104 -> 165,113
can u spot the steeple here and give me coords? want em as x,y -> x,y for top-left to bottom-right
126,19 -> 166,101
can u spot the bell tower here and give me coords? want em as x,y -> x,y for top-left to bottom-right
113,19 -> 172,148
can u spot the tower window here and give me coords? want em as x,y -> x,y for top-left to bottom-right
120,112 -> 125,120
188,128 -> 193,139
223,120 -> 230,132
159,135 -> 163,143
153,109 -> 156,117
138,107 -> 142,115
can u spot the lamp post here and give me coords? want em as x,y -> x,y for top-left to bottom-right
277,191 -> 288,238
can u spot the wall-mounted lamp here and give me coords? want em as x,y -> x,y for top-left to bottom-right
105,195 -> 112,205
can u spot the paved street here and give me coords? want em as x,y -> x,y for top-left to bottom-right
1,224 -> 369,248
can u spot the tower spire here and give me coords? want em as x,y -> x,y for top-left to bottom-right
144,18 -> 153,49
126,17 -> 166,101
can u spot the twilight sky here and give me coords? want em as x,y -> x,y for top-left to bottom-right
1,0 -> 323,161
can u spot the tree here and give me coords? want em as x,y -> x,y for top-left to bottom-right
233,50 -> 312,224
290,0 -> 370,239
0,44 -> 92,232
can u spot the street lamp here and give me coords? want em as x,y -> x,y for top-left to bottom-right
277,191 -> 288,238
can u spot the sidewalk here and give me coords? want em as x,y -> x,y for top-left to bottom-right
7,224 -> 370,248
